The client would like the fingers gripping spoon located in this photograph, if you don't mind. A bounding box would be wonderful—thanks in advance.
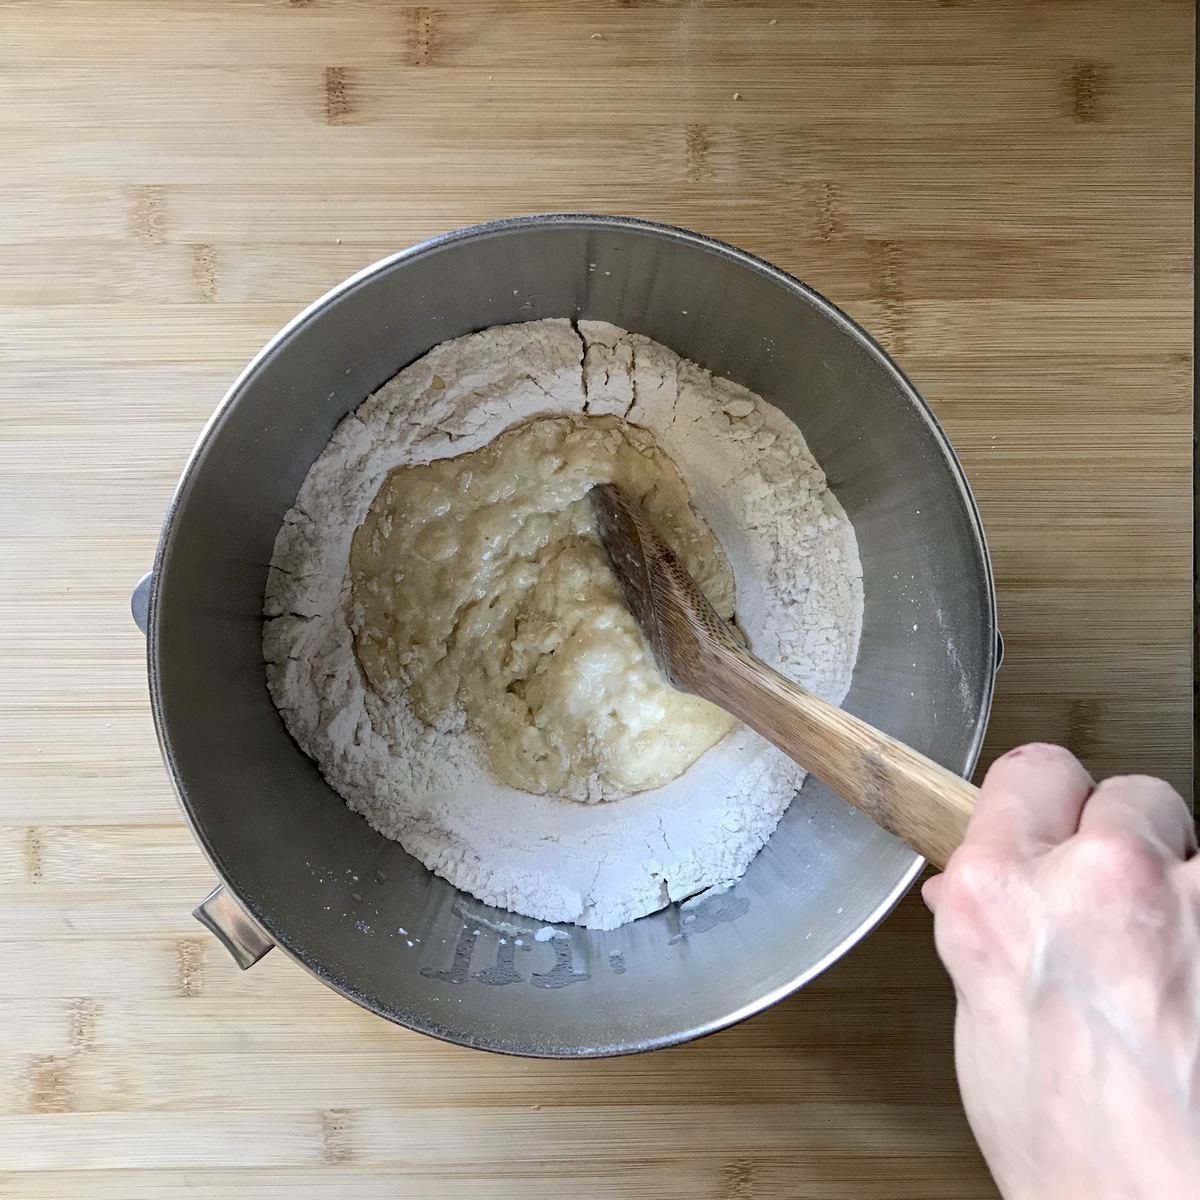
[589,482,978,870]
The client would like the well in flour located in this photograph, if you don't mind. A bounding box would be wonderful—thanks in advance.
[264,319,863,930]
[350,414,737,802]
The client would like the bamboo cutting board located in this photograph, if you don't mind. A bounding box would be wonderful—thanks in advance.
[0,1,1192,1196]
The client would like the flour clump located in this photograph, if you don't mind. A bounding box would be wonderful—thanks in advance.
[264,319,863,929]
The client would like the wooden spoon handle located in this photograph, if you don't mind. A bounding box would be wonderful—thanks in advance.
[587,481,976,868]
[695,649,977,870]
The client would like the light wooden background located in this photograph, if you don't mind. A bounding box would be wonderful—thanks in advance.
[0,1,1192,1196]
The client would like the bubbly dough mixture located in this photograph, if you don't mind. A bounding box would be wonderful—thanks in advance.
[265,319,864,929]
[350,416,736,801]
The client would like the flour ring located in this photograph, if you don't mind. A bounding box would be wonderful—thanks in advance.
[264,319,863,929]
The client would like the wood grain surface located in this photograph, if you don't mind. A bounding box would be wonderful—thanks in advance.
[0,0,1192,1196]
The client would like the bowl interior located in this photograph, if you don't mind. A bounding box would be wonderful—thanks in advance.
[151,217,995,1055]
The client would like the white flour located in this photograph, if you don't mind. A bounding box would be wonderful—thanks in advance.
[264,319,863,929]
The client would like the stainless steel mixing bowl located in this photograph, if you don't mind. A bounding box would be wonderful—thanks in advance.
[133,215,997,1056]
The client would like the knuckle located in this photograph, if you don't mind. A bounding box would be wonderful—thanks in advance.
[1061,827,1164,893]
[996,742,1081,773]
[983,742,1090,793]
[1103,774,1187,812]
[940,843,1017,910]
[935,845,1022,970]
[1020,742,1082,769]
[1108,773,1174,791]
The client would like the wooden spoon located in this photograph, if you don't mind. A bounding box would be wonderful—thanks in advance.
[590,482,977,869]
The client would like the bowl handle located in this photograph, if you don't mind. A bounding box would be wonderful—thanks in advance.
[131,571,153,634]
[194,885,275,970]
[130,575,276,969]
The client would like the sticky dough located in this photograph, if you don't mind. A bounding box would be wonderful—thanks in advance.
[349,414,736,802]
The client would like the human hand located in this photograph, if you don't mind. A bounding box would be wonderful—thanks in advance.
[924,743,1200,1199]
